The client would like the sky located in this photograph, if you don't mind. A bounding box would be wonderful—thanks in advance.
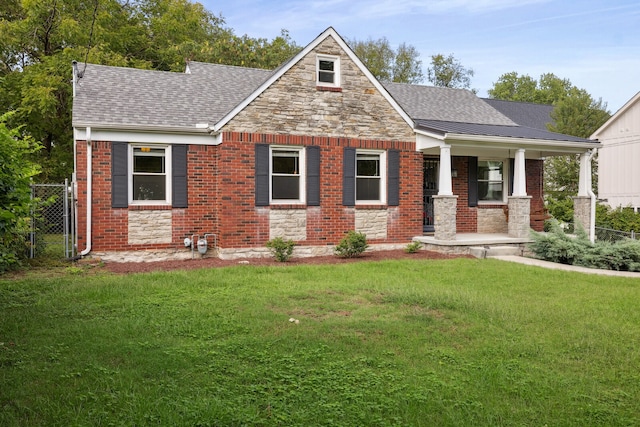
[200,0,640,113]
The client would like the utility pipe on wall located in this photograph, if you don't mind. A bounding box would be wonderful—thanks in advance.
[80,127,92,256]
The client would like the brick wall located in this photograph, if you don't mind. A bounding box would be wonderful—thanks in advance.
[451,156,545,233]
[75,134,423,255]
[217,132,422,249]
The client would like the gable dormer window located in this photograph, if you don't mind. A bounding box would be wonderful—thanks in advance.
[316,54,340,88]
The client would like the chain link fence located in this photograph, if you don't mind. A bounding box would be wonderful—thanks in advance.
[559,222,639,243]
[30,181,75,259]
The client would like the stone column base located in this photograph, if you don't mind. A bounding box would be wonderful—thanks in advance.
[507,196,532,238]
[433,195,458,241]
[573,196,592,233]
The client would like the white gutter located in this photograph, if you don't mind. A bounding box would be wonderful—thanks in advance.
[80,127,92,256]
[588,148,597,243]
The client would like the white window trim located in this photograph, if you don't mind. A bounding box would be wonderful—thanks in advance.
[269,145,306,205]
[316,54,341,88]
[128,144,172,206]
[477,158,508,205]
[356,150,386,205]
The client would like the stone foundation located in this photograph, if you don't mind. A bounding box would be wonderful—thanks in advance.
[507,196,531,238]
[433,195,458,241]
[269,209,307,240]
[128,210,172,245]
[355,209,388,239]
[573,196,592,233]
[477,208,508,233]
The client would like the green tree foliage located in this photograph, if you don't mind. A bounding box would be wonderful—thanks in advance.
[0,0,299,183]
[0,112,42,272]
[426,53,475,91]
[488,72,610,222]
[349,37,424,84]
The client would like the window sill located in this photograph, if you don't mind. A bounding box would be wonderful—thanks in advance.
[129,204,173,210]
[269,204,307,209]
[316,86,342,92]
[355,204,387,210]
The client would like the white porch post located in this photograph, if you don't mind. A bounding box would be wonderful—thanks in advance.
[512,148,527,196]
[433,144,457,240]
[574,151,596,242]
[507,148,531,238]
[438,144,453,196]
[578,151,592,197]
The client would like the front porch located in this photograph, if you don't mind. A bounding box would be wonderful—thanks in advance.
[413,233,533,257]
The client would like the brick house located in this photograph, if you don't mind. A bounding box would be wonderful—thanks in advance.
[72,27,600,261]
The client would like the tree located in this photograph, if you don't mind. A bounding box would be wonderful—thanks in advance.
[0,0,299,183]
[0,112,42,272]
[349,37,424,84]
[488,72,610,221]
[426,54,475,91]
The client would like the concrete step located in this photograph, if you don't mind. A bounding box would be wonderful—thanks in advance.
[469,245,522,259]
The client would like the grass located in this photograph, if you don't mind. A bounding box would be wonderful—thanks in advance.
[1,258,639,426]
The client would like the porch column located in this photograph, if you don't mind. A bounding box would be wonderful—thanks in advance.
[507,148,531,238]
[573,151,595,241]
[433,144,457,240]
[438,145,453,196]
[512,148,527,197]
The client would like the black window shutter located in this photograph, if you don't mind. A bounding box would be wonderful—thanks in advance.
[172,144,188,208]
[306,146,320,206]
[255,144,269,206]
[112,142,128,208]
[509,158,515,196]
[342,147,356,206]
[468,156,478,207]
[387,149,400,206]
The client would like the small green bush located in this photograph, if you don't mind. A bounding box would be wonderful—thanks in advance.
[405,241,422,254]
[334,230,368,258]
[266,237,296,262]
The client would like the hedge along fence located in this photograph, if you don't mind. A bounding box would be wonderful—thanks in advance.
[530,221,640,272]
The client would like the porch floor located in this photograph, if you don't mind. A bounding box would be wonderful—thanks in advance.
[414,233,532,247]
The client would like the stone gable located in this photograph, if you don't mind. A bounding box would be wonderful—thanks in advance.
[224,36,414,141]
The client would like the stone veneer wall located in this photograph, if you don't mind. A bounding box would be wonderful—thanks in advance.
[355,209,388,239]
[224,36,414,141]
[269,209,307,240]
[128,210,172,244]
[477,208,508,233]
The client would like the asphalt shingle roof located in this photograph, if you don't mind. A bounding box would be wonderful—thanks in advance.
[415,119,589,142]
[482,98,555,130]
[72,61,594,144]
[72,62,270,129]
[383,82,516,126]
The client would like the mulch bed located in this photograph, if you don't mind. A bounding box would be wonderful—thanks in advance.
[101,249,471,274]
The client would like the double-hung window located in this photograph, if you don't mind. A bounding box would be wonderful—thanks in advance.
[316,54,340,88]
[356,151,386,204]
[477,160,505,203]
[271,147,305,203]
[129,145,172,205]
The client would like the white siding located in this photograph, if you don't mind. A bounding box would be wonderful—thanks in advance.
[596,96,640,209]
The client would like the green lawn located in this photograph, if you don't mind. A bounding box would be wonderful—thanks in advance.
[1,258,639,426]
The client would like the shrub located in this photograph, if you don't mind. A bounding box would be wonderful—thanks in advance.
[0,112,42,273]
[335,230,368,258]
[529,221,591,265]
[529,220,640,271]
[405,241,423,254]
[266,237,296,262]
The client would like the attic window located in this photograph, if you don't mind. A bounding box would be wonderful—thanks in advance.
[316,54,340,88]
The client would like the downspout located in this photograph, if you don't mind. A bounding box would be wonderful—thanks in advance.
[80,127,92,256]
[587,149,597,243]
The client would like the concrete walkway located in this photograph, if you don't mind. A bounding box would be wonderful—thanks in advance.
[492,255,640,278]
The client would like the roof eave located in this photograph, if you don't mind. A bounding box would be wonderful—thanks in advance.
[73,122,217,135]
[444,132,601,152]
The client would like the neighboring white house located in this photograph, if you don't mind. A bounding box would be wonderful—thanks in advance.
[591,92,640,211]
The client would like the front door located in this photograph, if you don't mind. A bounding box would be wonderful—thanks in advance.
[423,157,439,233]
